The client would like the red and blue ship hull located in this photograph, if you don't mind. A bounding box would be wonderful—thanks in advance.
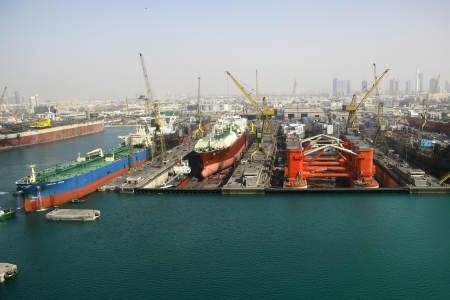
[17,148,151,212]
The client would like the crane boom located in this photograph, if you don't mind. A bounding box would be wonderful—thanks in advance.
[373,63,380,97]
[0,86,7,104]
[354,69,389,112]
[225,71,261,113]
[346,68,389,134]
[139,53,152,114]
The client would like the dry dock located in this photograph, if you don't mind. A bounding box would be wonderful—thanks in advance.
[99,138,196,193]
[222,135,276,194]
[97,120,449,195]
[46,209,100,222]
[0,263,18,283]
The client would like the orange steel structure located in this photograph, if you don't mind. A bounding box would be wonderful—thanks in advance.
[284,134,379,189]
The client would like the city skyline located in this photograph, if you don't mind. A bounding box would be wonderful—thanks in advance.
[1,0,449,100]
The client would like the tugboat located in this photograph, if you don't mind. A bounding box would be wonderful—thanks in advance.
[0,209,16,221]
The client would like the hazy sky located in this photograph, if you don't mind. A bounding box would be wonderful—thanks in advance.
[1,0,449,100]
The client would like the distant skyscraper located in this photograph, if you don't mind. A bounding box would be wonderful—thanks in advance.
[389,78,399,96]
[405,80,411,95]
[14,91,20,104]
[332,78,339,97]
[446,80,449,93]
[345,80,351,96]
[416,69,424,92]
[429,77,440,93]
[362,80,368,93]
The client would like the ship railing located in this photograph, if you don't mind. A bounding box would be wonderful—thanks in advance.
[38,143,127,181]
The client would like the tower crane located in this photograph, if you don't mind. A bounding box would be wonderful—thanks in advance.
[139,53,166,162]
[373,63,380,97]
[139,53,151,115]
[193,77,204,138]
[292,79,297,96]
[0,86,7,104]
[345,69,389,135]
[225,70,274,160]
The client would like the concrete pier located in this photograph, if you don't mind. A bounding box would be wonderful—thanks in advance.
[222,121,279,194]
[46,209,100,222]
[99,138,196,193]
[0,263,18,283]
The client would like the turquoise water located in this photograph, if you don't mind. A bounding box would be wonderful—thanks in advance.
[1,128,450,299]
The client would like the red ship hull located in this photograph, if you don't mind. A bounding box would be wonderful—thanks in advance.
[188,131,249,179]
[0,121,104,151]
[407,117,450,135]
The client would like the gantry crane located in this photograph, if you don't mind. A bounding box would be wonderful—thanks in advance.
[139,53,166,162]
[345,69,389,135]
[225,70,275,160]
[193,77,204,138]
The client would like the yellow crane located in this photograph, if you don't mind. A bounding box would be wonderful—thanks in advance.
[139,53,151,115]
[345,68,389,135]
[139,53,166,162]
[193,77,204,138]
[225,70,274,159]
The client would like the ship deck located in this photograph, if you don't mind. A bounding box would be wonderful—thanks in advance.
[18,145,145,183]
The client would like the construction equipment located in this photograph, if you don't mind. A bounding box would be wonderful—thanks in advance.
[30,118,51,128]
[193,77,204,138]
[373,102,388,153]
[139,53,166,162]
[292,79,297,96]
[225,70,274,160]
[440,171,450,185]
[139,53,151,115]
[0,86,6,105]
[344,68,389,135]
[373,63,380,97]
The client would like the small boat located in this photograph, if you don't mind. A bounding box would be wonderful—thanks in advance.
[0,209,16,221]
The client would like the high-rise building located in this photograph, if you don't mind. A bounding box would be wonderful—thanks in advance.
[429,77,440,93]
[332,78,339,97]
[14,91,20,104]
[446,80,449,93]
[405,80,411,95]
[345,80,351,96]
[389,78,399,96]
[362,80,368,93]
[416,69,424,92]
